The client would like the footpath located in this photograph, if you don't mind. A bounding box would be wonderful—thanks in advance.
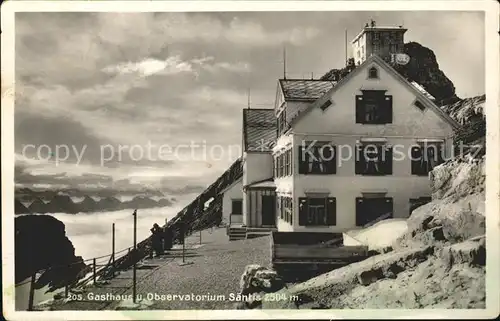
[38,227,271,310]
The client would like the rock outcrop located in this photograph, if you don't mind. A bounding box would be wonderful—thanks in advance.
[258,156,485,309]
[443,95,486,149]
[15,215,88,290]
[392,42,459,105]
[236,265,286,309]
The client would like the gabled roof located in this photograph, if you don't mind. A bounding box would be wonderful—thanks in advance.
[243,177,275,190]
[243,109,277,152]
[279,79,336,101]
[289,54,461,130]
[219,176,243,194]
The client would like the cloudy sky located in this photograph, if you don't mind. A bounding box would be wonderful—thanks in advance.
[14,11,485,193]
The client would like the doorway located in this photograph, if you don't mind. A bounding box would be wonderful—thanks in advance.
[261,195,276,226]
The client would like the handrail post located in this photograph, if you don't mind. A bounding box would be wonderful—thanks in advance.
[65,284,69,298]
[27,273,36,311]
[132,210,137,303]
[182,225,186,263]
[93,258,96,284]
[112,223,115,277]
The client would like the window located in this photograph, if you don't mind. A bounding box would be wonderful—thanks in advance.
[273,157,277,178]
[373,42,380,53]
[298,197,336,226]
[285,149,292,175]
[277,110,287,136]
[278,196,293,223]
[411,143,444,176]
[356,197,393,226]
[231,199,243,215]
[320,99,332,111]
[278,154,284,177]
[298,141,336,175]
[275,149,293,178]
[373,32,380,40]
[389,44,398,53]
[355,143,393,176]
[368,67,379,79]
[414,100,426,111]
[409,197,432,215]
[279,197,283,219]
[355,90,393,124]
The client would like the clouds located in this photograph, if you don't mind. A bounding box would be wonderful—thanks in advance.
[102,57,195,77]
[102,55,252,79]
[14,11,484,194]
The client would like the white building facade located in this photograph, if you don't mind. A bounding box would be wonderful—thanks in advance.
[272,54,459,233]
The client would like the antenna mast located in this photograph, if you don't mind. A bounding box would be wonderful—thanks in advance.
[283,45,287,79]
[345,29,348,66]
[247,87,251,109]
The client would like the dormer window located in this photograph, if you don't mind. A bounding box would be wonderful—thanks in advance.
[368,67,379,79]
[414,100,426,111]
[320,99,332,111]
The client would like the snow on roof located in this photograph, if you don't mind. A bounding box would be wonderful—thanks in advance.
[246,180,276,189]
[411,81,435,100]
[204,197,214,209]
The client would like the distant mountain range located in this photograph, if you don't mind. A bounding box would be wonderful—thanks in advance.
[14,188,175,215]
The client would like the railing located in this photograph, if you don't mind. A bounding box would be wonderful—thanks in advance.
[16,205,221,311]
[15,242,136,311]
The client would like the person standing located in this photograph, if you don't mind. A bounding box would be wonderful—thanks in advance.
[150,223,163,257]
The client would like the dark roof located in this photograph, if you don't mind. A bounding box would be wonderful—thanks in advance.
[243,109,277,152]
[279,79,336,101]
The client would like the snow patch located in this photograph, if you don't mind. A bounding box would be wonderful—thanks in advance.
[344,219,408,250]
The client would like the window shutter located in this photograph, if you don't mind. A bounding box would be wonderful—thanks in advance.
[355,198,364,226]
[273,157,276,178]
[298,146,308,174]
[279,197,283,219]
[411,146,423,175]
[322,144,336,174]
[355,145,365,174]
[384,146,393,175]
[384,95,393,123]
[355,95,364,123]
[298,198,308,226]
[278,154,283,177]
[326,198,336,225]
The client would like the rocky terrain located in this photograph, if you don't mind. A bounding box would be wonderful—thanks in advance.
[233,154,485,309]
[15,215,89,290]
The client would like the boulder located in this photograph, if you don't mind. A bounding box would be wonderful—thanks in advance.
[441,236,486,268]
[238,265,286,309]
